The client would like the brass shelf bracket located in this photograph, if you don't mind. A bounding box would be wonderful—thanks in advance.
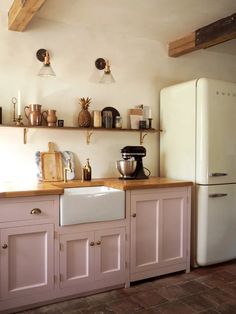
[86,129,94,144]
[140,131,148,144]
[23,127,28,144]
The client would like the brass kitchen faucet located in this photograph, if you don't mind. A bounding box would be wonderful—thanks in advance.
[63,159,72,183]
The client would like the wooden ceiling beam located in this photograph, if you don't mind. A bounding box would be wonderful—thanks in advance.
[168,12,236,57]
[8,0,47,32]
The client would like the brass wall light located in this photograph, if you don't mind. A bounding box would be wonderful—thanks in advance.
[36,49,56,77]
[95,58,115,83]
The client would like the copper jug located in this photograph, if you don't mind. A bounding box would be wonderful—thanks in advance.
[24,104,42,126]
[42,109,57,127]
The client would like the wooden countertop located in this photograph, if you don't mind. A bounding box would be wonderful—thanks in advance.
[103,177,192,190]
[0,177,192,198]
[0,181,64,198]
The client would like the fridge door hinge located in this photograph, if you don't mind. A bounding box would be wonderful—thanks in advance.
[59,243,63,251]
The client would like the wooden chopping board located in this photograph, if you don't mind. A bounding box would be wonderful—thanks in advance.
[40,142,63,181]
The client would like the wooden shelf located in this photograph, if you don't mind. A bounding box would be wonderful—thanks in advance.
[0,125,158,131]
[0,125,161,145]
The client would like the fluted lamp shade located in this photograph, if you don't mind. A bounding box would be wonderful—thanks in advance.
[95,58,115,84]
[36,49,56,77]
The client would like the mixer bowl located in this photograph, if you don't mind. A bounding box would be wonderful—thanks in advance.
[116,160,137,178]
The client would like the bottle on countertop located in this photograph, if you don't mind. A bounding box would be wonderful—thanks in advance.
[82,158,92,181]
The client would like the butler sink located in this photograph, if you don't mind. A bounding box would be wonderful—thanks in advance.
[60,186,125,226]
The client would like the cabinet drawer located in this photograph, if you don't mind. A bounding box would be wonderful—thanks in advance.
[0,195,59,223]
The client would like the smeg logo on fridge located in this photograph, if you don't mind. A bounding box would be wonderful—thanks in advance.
[216,90,236,97]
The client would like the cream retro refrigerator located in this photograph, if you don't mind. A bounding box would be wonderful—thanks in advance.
[160,78,236,266]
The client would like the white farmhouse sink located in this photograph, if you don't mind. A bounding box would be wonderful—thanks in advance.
[60,186,125,226]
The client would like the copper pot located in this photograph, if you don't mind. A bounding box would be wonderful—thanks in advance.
[24,104,42,126]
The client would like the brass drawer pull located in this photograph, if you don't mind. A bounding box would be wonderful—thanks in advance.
[30,208,42,215]
[132,213,136,218]
[2,244,8,249]
[90,242,95,246]
[96,240,101,245]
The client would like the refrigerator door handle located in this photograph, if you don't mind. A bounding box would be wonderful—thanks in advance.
[209,193,228,198]
[209,172,228,177]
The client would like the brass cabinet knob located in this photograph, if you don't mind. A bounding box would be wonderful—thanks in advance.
[30,208,42,215]
[96,240,101,245]
[2,244,8,249]
[132,213,136,218]
[90,242,95,246]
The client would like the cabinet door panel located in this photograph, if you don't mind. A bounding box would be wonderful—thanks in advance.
[130,188,189,280]
[59,232,94,289]
[160,197,185,263]
[1,224,54,300]
[95,228,125,282]
[131,197,160,273]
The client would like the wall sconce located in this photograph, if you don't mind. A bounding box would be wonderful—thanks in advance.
[95,58,115,83]
[36,49,56,77]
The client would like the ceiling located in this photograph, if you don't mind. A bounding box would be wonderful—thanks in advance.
[1,0,236,55]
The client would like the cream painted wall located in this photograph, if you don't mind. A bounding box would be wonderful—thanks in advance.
[0,11,235,182]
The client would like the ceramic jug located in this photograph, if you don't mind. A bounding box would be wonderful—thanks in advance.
[42,109,57,127]
[24,104,42,126]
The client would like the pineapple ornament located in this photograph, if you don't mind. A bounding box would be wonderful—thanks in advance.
[78,97,92,127]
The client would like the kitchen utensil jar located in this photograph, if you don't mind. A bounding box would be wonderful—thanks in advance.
[24,104,42,126]
[115,116,122,128]
[103,111,113,128]
[93,110,102,127]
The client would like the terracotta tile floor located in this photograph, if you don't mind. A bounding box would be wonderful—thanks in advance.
[17,259,236,314]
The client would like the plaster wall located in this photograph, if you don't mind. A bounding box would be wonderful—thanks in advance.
[0,12,235,181]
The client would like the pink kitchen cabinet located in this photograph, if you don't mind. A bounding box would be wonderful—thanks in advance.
[0,223,54,300]
[59,231,94,289]
[0,185,191,313]
[0,195,59,312]
[128,187,191,282]
[94,227,125,282]
[59,227,126,291]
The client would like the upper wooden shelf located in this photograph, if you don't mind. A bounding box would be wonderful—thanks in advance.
[0,124,161,145]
